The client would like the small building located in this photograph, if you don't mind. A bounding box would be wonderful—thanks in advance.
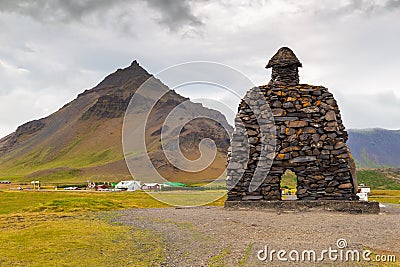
[115,181,141,191]
[31,180,40,190]
[141,183,161,190]
[87,182,96,189]
[357,185,371,201]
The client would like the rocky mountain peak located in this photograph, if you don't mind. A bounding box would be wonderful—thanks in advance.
[95,60,151,89]
[0,61,232,184]
[129,60,140,68]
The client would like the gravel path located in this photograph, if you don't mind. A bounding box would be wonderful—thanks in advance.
[116,205,400,266]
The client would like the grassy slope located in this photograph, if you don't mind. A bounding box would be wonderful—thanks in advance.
[357,169,400,190]
[348,128,400,168]
[0,114,228,185]
[0,119,125,181]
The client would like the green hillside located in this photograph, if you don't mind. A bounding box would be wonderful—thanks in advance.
[348,128,400,168]
[357,169,400,190]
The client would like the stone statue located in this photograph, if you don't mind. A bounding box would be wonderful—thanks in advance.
[226,47,359,201]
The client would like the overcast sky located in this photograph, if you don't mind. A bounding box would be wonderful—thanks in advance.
[0,0,399,138]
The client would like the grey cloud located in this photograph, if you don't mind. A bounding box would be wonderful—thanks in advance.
[385,0,400,9]
[293,0,400,18]
[334,0,400,15]
[0,0,203,31]
[0,0,399,136]
[336,91,400,129]
[144,0,203,30]
[1,0,398,28]
[0,0,125,22]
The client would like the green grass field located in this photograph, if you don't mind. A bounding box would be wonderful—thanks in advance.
[0,190,225,266]
[0,191,168,214]
[369,190,400,204]
[0,187,398,266]
[0,213,164,266]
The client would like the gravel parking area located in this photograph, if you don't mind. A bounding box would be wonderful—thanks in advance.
[116,205,400,266]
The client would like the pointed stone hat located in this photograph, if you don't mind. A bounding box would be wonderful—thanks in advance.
[266,47,302,68]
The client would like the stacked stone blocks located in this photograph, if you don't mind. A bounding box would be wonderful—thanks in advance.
[226,47,358,201]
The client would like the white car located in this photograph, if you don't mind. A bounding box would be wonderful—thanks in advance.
[64,187,78,190]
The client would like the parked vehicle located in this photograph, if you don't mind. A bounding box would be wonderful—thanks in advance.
[64,187,79,190]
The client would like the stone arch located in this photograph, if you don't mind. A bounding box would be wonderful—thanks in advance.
[280,168,297,188]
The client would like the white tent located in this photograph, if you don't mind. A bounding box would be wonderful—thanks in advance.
[115,181,141,191]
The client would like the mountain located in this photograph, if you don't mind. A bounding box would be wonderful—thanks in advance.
[347,128,400,168]
[0,61,232,184]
